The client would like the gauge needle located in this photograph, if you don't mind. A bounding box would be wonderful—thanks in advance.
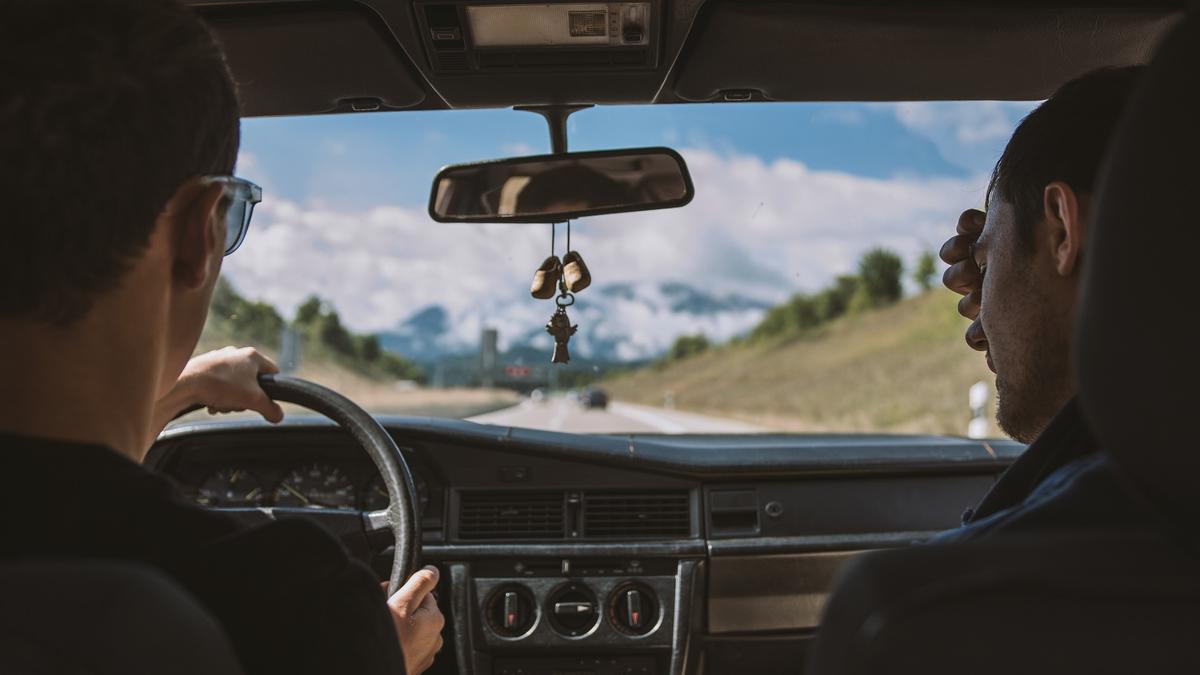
[282,483,311,505]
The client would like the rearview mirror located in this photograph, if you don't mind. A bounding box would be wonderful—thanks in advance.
[428,147,694,223]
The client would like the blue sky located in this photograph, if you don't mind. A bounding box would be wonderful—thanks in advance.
[239,101,1029,209]
[226,100,1037,352]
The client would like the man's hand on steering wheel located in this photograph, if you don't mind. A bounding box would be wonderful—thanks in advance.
[385,566,446,675]
[153,346,284,433]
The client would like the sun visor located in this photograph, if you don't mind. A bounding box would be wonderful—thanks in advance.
[672,3,1181,102]
[204,6,427,117]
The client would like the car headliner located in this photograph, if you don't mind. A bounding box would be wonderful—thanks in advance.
[189,1,1182,118]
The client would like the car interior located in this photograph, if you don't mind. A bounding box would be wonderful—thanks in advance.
[4,1,1196,674]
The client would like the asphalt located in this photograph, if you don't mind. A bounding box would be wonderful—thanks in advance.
[467,396,761,434]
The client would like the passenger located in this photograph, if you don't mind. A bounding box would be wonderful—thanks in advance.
[935,66,1153,541]
[0,1,443,674]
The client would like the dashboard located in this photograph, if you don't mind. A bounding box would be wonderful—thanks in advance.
[150,416,1021,675]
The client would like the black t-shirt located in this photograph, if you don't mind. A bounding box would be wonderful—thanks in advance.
[0,432,405,675]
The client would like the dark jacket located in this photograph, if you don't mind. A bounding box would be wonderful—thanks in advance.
[0,433,406,675]
[933,397,1152,543]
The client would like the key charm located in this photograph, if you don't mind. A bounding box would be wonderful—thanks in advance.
[546,306,577,364]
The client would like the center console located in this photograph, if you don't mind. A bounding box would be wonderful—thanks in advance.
[447,556,702,675]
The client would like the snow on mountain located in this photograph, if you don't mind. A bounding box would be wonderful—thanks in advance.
[379,281,774,364]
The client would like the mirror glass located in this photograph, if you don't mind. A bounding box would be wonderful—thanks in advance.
[429,148,693,222]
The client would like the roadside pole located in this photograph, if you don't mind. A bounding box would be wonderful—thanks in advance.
[967,380,990,439]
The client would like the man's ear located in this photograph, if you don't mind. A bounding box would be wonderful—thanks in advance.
[164,179,225,290]
[1042,181,1088,277]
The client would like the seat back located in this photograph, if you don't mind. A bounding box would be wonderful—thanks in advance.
[0,561,244,675]
[807,533,1200,675]
[1074,10,1200,539]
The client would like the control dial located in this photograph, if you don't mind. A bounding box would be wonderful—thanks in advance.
[546,582,599,638]
[609,582,659,636]
[485,585,536,638]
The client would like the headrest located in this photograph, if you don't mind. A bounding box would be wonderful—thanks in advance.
[1076,15,1200,531]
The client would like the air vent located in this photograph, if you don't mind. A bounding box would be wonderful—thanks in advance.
[459,491,565,540]
[435,52,468,71]
[583,491,691,538]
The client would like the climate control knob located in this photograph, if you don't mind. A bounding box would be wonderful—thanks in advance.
[609,582,659,636]
[546,582,599,637]
[485,585,536,638]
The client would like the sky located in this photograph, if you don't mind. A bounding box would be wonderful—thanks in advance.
[222,100,1038,346]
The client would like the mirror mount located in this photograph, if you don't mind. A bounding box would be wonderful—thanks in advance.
[514,104,594,154]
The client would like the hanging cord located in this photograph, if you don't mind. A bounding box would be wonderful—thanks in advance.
[550,222,557,257]
[566,220,572,253]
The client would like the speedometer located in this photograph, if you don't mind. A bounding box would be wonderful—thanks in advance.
[362,474,430,514]
[195,467,264,507]
[272,463,357,510]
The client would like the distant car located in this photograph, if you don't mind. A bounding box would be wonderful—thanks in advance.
[578,388,609,409]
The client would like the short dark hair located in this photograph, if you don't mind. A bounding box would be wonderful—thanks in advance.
[1,0,240,325]
[987,66,1143,249]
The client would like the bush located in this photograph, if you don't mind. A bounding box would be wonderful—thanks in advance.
[913,250,937,291]
[209,278,284,349]
[668,334,710,361]
[855,248,904,309]
[747,248,905,343]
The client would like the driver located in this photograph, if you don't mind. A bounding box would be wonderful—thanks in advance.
[0,1,443,674]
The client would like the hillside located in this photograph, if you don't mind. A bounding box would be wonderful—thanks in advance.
[606,289,1000,436]
[192,284,518,419]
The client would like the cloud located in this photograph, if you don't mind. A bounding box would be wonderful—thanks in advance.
[892,101,1038,173]
[221,149,985,351]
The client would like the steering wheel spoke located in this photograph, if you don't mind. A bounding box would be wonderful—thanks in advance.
[255,374,420,595]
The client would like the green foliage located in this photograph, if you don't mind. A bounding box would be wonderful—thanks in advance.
[295,295,323,326]
[357,334,382,362]
[813,275,860,322]
[207,281,424,383]
[209,278,285,350]
[667,334,710,361]
[316,311,356,357]
[748,249,907,343]
[855,248,904,309]
[913,250,937,291]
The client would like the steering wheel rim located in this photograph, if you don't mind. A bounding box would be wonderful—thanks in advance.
[255,374,419,595]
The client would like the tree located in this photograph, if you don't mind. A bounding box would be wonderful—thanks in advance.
[814,275,859,322]
[913,250,937,291]
[668,334,710,361]
[854,248,904,309]
[295,296,323,326]
[357,334,382,362]
[317,311,355,356]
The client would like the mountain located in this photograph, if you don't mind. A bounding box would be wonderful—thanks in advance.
[378,305,454,363]
[605,289,1000,436]
[378,281,776,365]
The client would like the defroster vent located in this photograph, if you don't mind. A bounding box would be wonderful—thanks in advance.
[583,491,691,538]
[458,491,565,540]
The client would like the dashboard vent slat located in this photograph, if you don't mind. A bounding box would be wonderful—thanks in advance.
[583,491,691,538]
[458,491,565,540]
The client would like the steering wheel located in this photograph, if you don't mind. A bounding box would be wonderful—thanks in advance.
[253,374,420,595]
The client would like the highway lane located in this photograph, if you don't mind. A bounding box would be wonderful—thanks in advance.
[468,396,762,434]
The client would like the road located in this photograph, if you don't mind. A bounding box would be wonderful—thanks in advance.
[468,396,761,434]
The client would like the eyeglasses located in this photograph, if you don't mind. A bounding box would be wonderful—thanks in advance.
[202,176,262,256]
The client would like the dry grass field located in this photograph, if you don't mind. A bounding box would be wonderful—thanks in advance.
[606,290,1000,437]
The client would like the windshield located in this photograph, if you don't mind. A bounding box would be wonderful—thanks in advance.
[194,101,1036,436]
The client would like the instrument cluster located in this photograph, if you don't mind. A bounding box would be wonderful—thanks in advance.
[190,461,429,514]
